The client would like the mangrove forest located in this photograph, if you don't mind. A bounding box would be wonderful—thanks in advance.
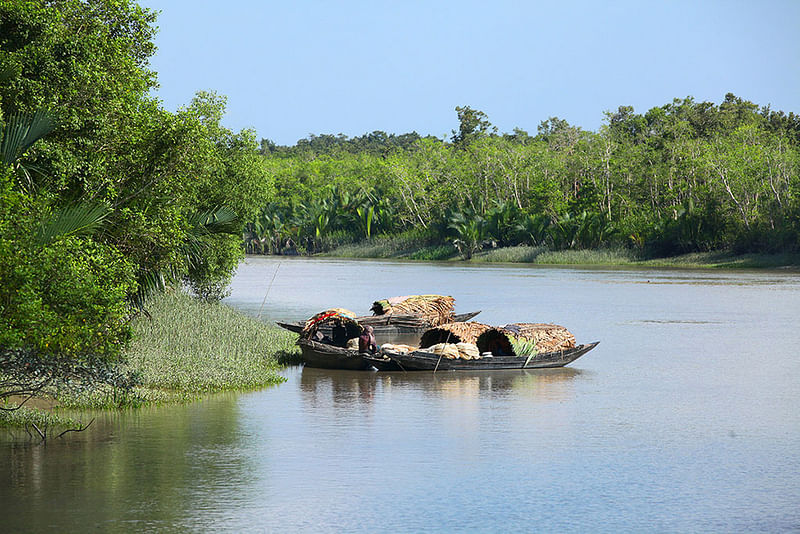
[1,0,799,423]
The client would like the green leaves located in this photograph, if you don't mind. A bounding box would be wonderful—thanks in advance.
[356,205,375,239]
[0,110,56,193]
[0,110,55,167]
[34,202,112,246]
[448,210,487,260]
[182,206,241,269]
[452,106,497,147]
[187,206,240,238]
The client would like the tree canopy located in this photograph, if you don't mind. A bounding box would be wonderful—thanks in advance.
[1,0,272,361]
[250,96,799,259]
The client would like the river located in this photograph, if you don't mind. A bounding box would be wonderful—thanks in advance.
[2,256,799,532]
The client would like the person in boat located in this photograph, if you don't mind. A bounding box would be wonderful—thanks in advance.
[358,325,378,354]
[331,319,349,347]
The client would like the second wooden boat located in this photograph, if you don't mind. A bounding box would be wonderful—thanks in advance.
[377,342,599,371]
[277,310,481,337]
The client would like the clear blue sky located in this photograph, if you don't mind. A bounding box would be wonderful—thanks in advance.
[139,0,800,146]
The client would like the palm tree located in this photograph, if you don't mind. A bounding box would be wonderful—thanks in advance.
[1,110,56,193]
[448,210,487,260]
[515,213,551,246]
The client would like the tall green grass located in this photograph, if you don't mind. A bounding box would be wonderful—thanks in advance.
[0,403,81,430]
[532,248,637,265]
[640,251,800,269]
[321,230,461,260]
[471,246,637,265]
[471,246,547,263]
[125,292,296,392]
[323,234,422,258]
[56,291,298,409]
[406,245,458,261]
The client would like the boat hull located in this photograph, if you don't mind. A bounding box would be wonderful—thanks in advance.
[298,339,372,370]
[380,342,599,371]
[363,354,403,371]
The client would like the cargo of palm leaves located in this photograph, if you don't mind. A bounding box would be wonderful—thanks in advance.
[276,295,481,338]
[369,321,599,371]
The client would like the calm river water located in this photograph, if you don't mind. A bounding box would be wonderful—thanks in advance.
[2,256,800,532]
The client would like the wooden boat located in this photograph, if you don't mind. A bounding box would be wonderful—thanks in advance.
[363,354,402,371]
[277,311,481,336]
[297,339,373,370]
[376,342,599,371]
[295,308,374,369]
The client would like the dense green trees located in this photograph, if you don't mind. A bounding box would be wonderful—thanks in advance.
[1,0,271,365]
[253,97,799,258]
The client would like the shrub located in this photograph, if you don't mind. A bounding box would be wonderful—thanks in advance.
[0,235,136,359]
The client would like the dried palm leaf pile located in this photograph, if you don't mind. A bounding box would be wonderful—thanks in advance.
[418,322,492,348]
[476,323,575,356]
[431,342,480,359]
[400,322,490,360]
[380,343,418,354]
[370,295,456,327]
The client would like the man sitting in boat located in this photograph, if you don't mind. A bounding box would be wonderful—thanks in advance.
[358,325,378,354]
[331,319,349,347]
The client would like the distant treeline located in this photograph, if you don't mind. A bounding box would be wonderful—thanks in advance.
[248,97,800,259]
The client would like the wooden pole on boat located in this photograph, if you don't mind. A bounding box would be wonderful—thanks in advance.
[257,262,281,320]
[433,330,453,373]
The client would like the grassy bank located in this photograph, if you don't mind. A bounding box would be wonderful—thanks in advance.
[321,234,457,261]
[322,239,800,269]
[67,291,298,408]
[1,292,298,430]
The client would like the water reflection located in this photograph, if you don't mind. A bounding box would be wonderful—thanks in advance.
[299,365,582,405]
[1,395,254,533]
[299,366,379,409]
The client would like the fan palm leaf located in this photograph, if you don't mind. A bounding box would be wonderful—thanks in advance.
[0,109,56,193]
[34,202,112,246]
[182,206,240,268]
[1,110,55,166]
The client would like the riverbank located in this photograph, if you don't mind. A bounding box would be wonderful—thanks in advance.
[321,238,800,269]
[1,292,298,431]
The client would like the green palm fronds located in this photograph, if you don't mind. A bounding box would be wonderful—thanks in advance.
[510,337,538,357]
[129,270,169,311]
[0,109,56,193]
[34,202,112,246]
[127,206,240,309]
[0,110,55,166]
[182,206,240,268]
[187,206,240,237]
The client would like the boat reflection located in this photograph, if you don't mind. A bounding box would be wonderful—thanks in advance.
[299,365,582,406]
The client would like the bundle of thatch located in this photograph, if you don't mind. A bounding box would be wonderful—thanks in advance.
[419,322,492,348]
[476,323,576,355]
[424,342,481,360]
[370,295,456,326]
[380,343,418,354]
